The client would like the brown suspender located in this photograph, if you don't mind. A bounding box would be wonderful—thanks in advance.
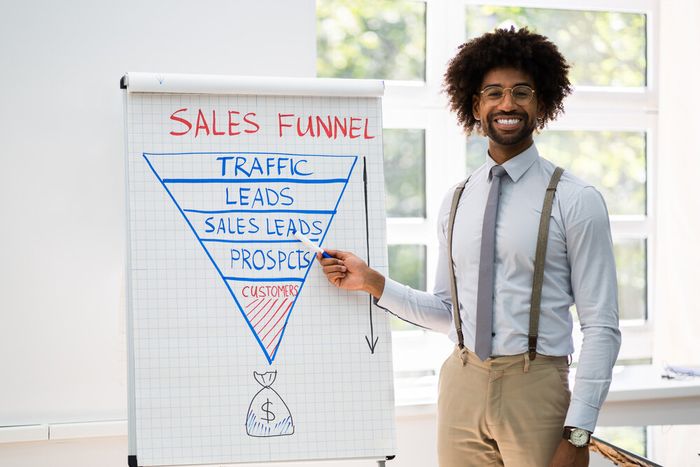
[447,177,469,349]
[447,167,564,360]
[528,167,564,359]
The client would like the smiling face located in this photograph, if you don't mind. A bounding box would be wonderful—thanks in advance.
[472,67,543,163]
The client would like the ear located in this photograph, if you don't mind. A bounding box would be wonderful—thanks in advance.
[536,100,545,120]
[472,94,481,121]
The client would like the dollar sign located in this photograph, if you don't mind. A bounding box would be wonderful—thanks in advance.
[261,398,275,423]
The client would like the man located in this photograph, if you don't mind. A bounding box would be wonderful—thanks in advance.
[319,27,620,467]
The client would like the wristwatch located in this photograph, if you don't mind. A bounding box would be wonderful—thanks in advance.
[563,426,591,447]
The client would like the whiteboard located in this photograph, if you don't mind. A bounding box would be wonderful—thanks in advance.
[123,73,395,466]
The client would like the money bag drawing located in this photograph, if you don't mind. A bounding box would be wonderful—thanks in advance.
[246,371,295,437]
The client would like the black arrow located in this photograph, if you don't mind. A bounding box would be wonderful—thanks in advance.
[365,317,379,353]
[362,157,379,354]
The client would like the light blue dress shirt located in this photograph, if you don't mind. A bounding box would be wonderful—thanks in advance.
[377,143,621,431]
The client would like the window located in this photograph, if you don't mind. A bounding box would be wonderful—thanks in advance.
[318,0,656,391]
[463,4,654,339]
[465,6,647,87]
[384,129,427,218]
[388,244,428,331]
[467,131,647,216]
[317,0,432,337]
[596,426,648,458]
[317,0,426,81]
[468,130,649,321]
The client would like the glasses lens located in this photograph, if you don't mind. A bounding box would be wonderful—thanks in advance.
[512,86,534,104]
[483,87,504,100]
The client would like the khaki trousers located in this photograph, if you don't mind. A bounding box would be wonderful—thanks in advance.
[437,346,571,467]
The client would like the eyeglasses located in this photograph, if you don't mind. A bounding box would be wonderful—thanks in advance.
[479,85,536,105]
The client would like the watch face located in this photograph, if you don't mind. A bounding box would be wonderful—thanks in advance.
[570,429,589,447]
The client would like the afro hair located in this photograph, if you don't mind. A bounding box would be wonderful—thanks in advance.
[443,26,572,134]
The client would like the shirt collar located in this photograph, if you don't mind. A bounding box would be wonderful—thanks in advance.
[486,143,539,183]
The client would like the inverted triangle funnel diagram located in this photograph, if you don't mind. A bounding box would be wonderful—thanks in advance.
[142,152,358,364]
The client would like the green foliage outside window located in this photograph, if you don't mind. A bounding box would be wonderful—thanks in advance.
[613,239,647,321]
[465,6,647,87]
[538,131,647,216]
[317,0,426,80]
[388,244,427,330]
[388,244,426,291]
[383,129,426,218]
[466,131,647,216]
[595,426,647,457]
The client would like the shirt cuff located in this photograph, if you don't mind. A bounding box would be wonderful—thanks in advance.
[564,398,600,432]
[375,277,407,313]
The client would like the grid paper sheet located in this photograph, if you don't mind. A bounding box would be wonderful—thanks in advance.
[125,86,395,466]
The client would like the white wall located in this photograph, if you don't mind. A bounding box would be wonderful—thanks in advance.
[0,0,315,426]
[655,0,700,368]
[649,1,700,463]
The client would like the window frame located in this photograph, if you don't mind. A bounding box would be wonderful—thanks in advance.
[381,0,658,372]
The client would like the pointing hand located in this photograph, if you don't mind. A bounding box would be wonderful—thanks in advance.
[317,249,385,298]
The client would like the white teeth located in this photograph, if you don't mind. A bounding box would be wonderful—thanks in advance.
[496,118,520,125]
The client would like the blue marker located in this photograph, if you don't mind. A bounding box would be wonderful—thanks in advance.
[292,228,332,258]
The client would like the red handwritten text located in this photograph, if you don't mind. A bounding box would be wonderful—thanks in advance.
[278,114,375,139]
[169,108,260,137]
[168,108,376,140]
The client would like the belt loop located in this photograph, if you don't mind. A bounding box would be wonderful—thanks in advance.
[523,353,530,373]
[567,354,573,367]
[459,346,469,366]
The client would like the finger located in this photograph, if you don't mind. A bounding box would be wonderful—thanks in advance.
[322,248,347,259]
[327,273,346,286]
[322,264,347,275]
[326,272,346,282]
[318,256,344,267]
[317,253,334,264]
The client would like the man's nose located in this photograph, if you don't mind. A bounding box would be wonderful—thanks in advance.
[497,91,517,110]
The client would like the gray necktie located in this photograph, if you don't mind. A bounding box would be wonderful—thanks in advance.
[474,165,507,361]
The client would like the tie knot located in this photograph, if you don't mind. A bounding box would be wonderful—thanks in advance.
[491,165,507,178]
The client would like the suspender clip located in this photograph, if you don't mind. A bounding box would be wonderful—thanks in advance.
[528,335,538,361]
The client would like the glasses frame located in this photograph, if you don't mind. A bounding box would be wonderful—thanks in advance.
[479,85,536,105]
